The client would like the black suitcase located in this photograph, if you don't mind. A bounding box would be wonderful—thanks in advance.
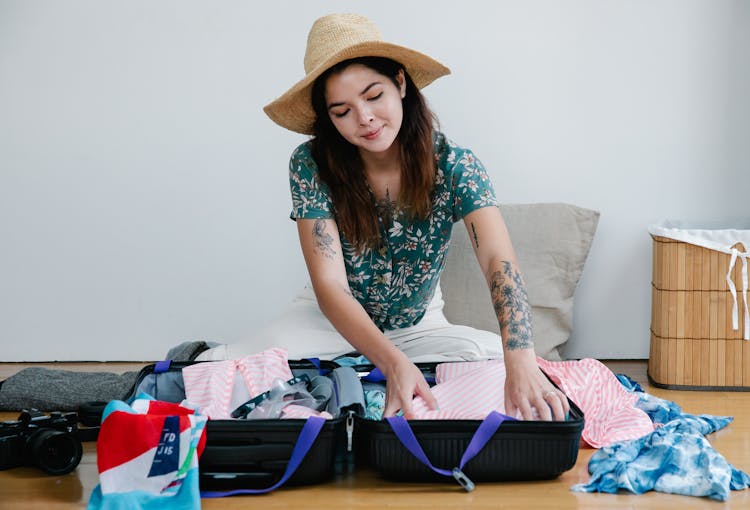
[122,358,351,494]
[351,362,585,488]
[89,358,584,493]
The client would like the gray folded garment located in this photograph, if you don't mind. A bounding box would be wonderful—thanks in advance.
[0,367,138,411]
[164,340,213,362]
[0,340,213,411]
[308,375,334,411]
[325,366,365,418]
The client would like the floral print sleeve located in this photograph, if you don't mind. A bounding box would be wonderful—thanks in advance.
[288,142,334,220]
[443,142,498,222]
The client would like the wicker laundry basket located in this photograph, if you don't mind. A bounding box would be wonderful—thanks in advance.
[648,225,750,390]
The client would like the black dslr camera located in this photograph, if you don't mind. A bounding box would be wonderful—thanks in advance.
[0,409,83,475]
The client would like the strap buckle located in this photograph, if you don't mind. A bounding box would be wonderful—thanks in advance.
[452,467,475,492]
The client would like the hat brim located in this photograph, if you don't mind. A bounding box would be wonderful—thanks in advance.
[263,41,450,135]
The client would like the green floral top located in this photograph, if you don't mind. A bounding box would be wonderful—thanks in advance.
[289,132,498,331]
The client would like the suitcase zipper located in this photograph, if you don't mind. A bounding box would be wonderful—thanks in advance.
[346,411,355,452]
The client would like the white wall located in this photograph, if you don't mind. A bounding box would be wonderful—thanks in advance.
[1,0,748,361]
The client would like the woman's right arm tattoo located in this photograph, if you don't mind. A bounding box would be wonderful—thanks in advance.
[312,219,336,259]
[490,261,534,351]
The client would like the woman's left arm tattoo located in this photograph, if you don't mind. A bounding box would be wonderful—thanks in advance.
[470,222,480,249]
[489,261,533,351]
[312,219,336,259]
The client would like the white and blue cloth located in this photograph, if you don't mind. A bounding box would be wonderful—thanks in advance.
[572,375,750,501]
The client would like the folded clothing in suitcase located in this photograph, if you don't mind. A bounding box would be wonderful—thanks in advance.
[352,361,585,487]
[114,357,356,494]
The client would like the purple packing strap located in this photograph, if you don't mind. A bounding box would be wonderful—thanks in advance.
[200,415,326,497]
[361,367,386,383]
[304,357,330,376]
[385,411,514,491]
[153,360,172,374]
[362,367,436,385]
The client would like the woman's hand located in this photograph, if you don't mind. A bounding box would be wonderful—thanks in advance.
[504,349,569,421]
[382,353,438,419]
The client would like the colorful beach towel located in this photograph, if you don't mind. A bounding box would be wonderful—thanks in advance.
[87,394,207,510]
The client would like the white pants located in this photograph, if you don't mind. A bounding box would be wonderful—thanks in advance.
[197,283,503,363]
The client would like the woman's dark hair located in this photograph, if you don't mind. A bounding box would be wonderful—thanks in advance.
[310,56,437,252]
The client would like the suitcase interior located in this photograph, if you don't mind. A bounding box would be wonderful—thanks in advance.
[351,362,585,483]
[199,359,350,490]
[127,359,350,491]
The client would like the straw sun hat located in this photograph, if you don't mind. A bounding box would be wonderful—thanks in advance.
[263,13,450,135]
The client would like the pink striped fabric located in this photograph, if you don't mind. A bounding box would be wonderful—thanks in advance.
[410,360,509,420]
[536,357,654,448]
[435,359,496,383]
[408,357,654,448]
[281,405,333,420]
[182,348,293,419]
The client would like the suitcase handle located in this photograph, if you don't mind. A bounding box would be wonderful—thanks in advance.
[386,411,513,491]
[199,415,326,497]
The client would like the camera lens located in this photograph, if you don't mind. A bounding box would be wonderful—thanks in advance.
[26,429,83,475]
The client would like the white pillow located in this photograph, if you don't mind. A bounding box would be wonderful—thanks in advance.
[440,203,599,360]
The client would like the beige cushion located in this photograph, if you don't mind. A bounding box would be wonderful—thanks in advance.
[440,203,599,360]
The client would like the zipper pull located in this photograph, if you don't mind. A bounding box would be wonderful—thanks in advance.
[452,467,475,492]
[346,410,355,452]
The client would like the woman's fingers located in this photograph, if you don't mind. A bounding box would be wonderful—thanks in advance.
[382,379,401,417]
[506,381,570,421]
[400,393,414,419]
[383,397,399,418]
[536,394,554,421]
[544,389,569,421]
[381,367,437,418]
[415,380,438,411]
[514,396,535,421]
[530,388,568,421]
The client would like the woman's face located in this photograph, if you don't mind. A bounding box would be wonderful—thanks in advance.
[324,63,406,157]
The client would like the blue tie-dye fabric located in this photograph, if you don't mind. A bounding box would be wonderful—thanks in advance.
[572,374,750,501]
[615,373,644,392]
[615,374,685,425]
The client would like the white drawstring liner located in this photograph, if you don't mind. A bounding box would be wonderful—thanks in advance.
[649,224,750,340]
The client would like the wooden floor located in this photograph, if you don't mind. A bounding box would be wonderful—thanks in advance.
[1,360,749,509]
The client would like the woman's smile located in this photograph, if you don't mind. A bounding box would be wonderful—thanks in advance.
[363,126,383,140]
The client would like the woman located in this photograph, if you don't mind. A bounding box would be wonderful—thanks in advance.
[202,13,568,421]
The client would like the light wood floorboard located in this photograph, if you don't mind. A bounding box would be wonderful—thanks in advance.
[0,360,748,509]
